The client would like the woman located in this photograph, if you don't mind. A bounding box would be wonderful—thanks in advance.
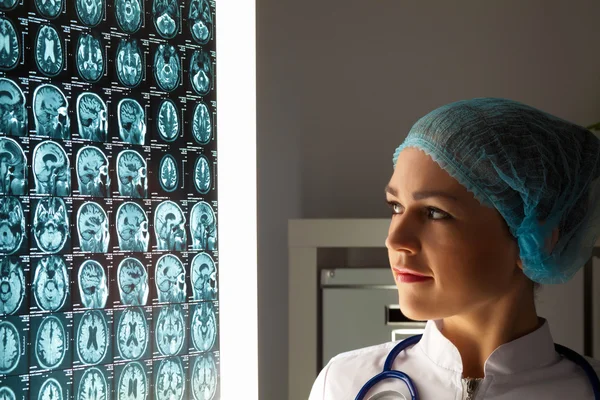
[309,98,600,399]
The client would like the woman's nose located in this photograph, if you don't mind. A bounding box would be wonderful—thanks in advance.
[385,215,421,254]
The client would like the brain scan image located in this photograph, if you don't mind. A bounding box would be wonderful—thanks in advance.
[154,201,186,251]
[33,197,69,254]
[0,387,15,400]
[153,44,180,92]
[192,102,211,144]
[78,260,108,309]
[76,33,104,83]
[117,307,148,360]
[77,367,108,400]
[0,258,25,315]
[32,255,68,312]
[155,357,184,400]
[190,202,217,251]
[33,84,70,139]
[77,93,108,142]
[0,18,19,70]
[0,197,24,255]
[76,310,108,365]
[117,99,146,145]
[191,353,218,400]
[0,320,20,374]
[194,155,211,194]
[0,78,27,136]
[35,25,64,77]
[33,141,70,195]
[76,146,110,197]
[191,253,217,301]
[77,202,110,253]
[191,302,216,352]
[157,99,179,142]
[117,150,147,197]
[0,137,26,195]
[116,39,143,87]
[155,254,186,303]
[116,202,149,252]
[159,154,178,192]
[190,50,211,96]
[35,315,66,369]
[76,0,104,26]
[155,305,185,356]
[115,0,143,33]
[39,379,63,400]
[117,257,148,306]
[188,0,212,45]
[34,0,63,18]
[0,0,17,11]
[153,0,179,38]
[117,362,147,400]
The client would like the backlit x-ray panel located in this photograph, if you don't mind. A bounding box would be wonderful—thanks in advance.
[0,0,220,398]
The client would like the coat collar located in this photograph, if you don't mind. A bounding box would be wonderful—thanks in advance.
[416,317,560,376]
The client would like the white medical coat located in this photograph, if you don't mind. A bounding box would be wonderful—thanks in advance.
[308,318,600,399]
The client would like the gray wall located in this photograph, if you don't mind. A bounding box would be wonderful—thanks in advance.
[257,0,600,398]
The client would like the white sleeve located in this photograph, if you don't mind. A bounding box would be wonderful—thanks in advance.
[308,360,333,400]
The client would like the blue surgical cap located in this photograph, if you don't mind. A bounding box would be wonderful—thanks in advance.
[392,97,600,284]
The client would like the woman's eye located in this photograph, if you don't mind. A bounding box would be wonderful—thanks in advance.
[386,201,402,214]
[427,207,450,220]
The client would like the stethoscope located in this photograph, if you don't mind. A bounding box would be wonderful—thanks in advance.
[355,334,600,400]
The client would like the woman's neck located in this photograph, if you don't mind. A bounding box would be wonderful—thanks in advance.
[440,284,541,379]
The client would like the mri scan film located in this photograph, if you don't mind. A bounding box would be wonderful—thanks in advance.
[116,306,148,360]
[157,99,180,142]
[77,201,110,252]
[32,197,69,253]
[0,18,19,71]
[155,254,186,303]
[33,141,71,195]
[0,137,26,195]
[0,78,27,136]
[76,310,109,365]
[76,93,108,142]
[117,257,149,306]
[154,201,186,251]
[76,146,110,196]
[0,197,25,255]
[76,33,104,83]
[117,150,147,197]
[0,0,219,392]
[190,201,217,251]
[78,259,108,308]
[32,255,69,311]
[76,0,104,26]
[0,257,25,315]
[191,252,217,301]
[33,84,70,139]
[159,154,178,192]
[153,44,180,92]
[117,99,146,145]
[116,202,149,252]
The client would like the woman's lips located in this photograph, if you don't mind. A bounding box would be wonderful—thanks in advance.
[392,267,433,283]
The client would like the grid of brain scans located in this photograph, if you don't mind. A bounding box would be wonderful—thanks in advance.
[0,0,219,398]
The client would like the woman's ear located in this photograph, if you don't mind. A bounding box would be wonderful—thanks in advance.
[517,257,523,271]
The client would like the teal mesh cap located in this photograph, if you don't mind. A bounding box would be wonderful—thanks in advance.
[392,98,600,284]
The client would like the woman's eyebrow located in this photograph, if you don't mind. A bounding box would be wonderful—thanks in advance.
[384,185,459,202]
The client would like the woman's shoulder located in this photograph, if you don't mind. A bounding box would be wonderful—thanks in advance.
[309,341,402,400]
[326,340,400,366]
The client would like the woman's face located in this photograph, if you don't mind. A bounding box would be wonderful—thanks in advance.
[385,147,523,322]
